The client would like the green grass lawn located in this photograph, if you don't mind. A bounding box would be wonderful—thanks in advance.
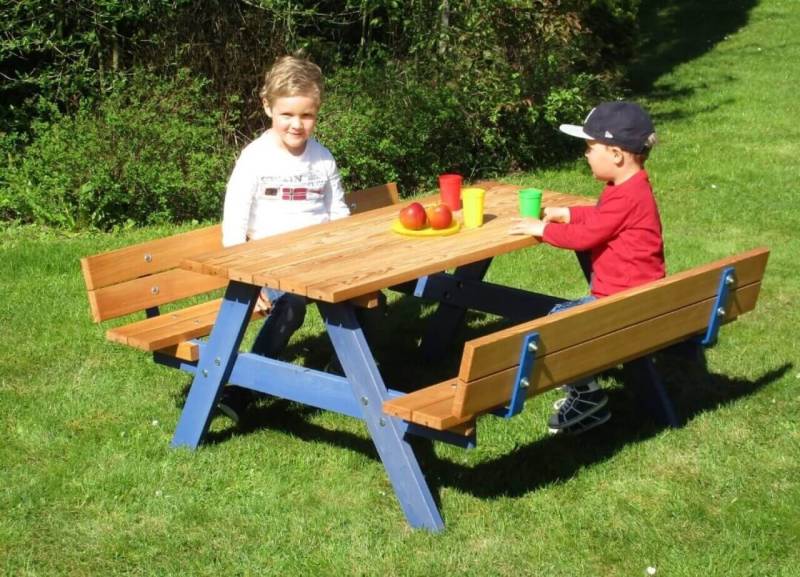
[2,0,798,575]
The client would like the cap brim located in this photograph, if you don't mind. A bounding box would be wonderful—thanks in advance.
[559,124,592,140]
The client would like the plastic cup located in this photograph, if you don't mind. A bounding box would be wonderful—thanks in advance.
[439,173,462,211]
[461,187,486,228]
[518,188,543,218]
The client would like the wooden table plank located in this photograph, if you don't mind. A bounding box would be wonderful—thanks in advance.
[180,183,594,302]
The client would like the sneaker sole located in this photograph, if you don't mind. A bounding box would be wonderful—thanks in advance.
[548,410,611,436]
[216,403,240,425]
[548,394,608,430]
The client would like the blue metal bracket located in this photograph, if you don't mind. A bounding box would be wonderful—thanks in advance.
[493,332,540,419]
[699,266,736,347]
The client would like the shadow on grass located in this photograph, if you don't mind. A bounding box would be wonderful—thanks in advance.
[194,329,790,503]
[627,0,757,95]
[628,0,757,93]
[420,362,791,500]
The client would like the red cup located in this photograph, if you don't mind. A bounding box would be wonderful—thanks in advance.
[439,173,462,211]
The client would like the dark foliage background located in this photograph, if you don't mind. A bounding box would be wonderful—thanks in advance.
[1,0,641,229]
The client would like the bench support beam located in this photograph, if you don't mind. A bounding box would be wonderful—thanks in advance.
[407,274,566,321]
[700,267,736,347]
[419,259,492,362]
[494,332,540,419]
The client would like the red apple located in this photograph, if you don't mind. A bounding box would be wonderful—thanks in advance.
[428,203,453,229]
[399,202,427,230]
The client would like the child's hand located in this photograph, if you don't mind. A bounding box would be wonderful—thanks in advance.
[255,291,272,315]
[509,217,546,237]
[543,206,570,224]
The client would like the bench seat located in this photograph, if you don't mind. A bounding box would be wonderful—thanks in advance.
[106,298,267,361]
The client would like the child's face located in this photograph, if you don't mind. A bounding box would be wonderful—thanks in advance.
[584,140,621,182]
[265,95,319,155]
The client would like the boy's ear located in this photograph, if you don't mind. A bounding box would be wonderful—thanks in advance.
[262,98,272,118]
[610,146,625,165]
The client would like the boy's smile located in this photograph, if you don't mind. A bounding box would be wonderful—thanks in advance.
[265,95,319,155]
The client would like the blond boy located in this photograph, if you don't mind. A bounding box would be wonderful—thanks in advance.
[218,56,350,422]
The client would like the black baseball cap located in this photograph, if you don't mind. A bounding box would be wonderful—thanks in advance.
[559,101,655,154]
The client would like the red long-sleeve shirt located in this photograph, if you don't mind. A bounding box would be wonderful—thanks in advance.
[542,169,665,297]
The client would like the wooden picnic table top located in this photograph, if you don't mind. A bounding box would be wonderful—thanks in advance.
[180,182,594,303]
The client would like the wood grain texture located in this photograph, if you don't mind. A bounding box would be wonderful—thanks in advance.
[181,183,595,302]
[80,225,222,291]
[87,269,229,322]
[459,247,769,381]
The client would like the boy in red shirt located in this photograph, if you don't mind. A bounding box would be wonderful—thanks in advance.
[509,101,665,434]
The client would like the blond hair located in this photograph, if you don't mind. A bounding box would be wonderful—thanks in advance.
[259,55,323,109]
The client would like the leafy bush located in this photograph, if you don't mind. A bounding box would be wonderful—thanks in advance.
[2,1,642,225]
[2,70,233,229]
[317,0,633,195]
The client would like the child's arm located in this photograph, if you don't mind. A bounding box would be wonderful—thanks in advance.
[221,151,257,247]
[324,166,350,220]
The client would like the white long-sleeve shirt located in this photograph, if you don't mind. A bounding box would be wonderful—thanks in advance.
[222,131,350,247]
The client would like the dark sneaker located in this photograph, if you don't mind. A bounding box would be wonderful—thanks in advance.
[216,386,252,425]
[547,386,608,430]
[548,406,611,436]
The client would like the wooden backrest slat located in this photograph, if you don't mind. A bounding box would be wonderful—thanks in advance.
[345,182,399,214]
[453,281,763,417]
[87,269,228,322]
[458,247,769,382]
[82,183,400,324]
[81,224,222,291]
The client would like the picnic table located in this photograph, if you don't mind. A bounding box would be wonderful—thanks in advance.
[82,179,767,531]
[174,181,594,531]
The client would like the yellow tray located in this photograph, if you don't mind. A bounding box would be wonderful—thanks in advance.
[391,219,461,237]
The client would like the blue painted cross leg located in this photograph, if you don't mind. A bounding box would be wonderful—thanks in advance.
[317,301,445,532]
[494,332,540,419]
[699,266,737,347]
[171,280,260,449]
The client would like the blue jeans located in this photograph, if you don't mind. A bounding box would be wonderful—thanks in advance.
[549,295,597,390]
[549,294,596,315]
[251,288,307,358]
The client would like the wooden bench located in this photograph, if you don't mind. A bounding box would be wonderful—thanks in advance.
[383,247,770,430]
[81,183,400,362]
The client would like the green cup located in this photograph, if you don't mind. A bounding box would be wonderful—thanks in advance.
[518,188,543,218]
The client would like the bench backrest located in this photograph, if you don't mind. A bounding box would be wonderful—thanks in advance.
[345,182,399,214]
[81,183,400,323]
[452,247,770,417]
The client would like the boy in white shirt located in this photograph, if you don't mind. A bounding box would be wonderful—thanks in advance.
[218,55,350,422]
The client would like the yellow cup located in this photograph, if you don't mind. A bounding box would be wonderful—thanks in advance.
[461,187,486,228]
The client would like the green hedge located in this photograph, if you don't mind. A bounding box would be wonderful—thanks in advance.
[2,71,233,229]
[1,1,641,229]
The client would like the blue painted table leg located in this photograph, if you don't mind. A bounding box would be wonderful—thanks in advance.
[171,281,260,449]
[420,258,492,362]
[318,301,445,532]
